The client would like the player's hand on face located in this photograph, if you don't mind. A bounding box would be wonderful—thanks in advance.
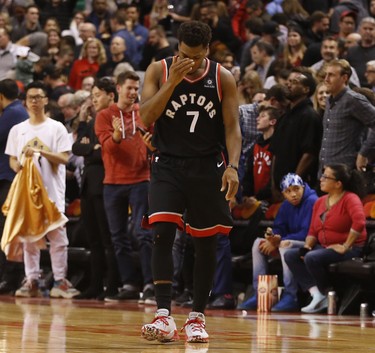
[221,168,239,201]
[169,56,194,84]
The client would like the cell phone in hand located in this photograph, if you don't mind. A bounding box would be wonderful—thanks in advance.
[136,126,147,136]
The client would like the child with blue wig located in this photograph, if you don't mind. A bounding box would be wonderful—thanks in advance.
[238,173,318,312]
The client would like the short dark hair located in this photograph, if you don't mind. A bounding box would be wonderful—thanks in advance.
[252,40,275,57]
[25,81,48,96]
[258,105,281,121]
[94,77,118,101]
[116,70,140,86]
[291,67,317,97]
[264,84,289,103]
[0,79,19,100]
[246,0,263,10]
[245,18,264,36]
[310,11,329,25]
[177,21,212,48]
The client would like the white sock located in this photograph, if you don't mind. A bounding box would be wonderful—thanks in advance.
[308,286,320,296]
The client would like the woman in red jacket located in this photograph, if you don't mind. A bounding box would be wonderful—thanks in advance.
[69,38,107,90]
[284,163,367,313]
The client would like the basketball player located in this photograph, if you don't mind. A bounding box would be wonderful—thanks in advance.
[140,21,241,343]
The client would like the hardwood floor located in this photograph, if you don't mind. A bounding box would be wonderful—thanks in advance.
[0,296,374,352]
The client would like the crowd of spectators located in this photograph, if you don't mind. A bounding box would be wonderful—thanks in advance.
[0,0,374,313]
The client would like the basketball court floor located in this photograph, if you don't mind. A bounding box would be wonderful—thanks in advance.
[0,296,374,352]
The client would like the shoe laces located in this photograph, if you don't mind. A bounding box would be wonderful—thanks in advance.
[181,318,206,333]
[152,316,170,327]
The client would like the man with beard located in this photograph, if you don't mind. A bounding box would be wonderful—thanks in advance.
[311,36,360,87]
[269,67,322,196]
[139,25,175,71]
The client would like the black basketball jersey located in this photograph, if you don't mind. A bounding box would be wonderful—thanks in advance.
[152,57,225,157]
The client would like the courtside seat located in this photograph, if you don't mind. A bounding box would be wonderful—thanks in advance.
[329,231,375,314]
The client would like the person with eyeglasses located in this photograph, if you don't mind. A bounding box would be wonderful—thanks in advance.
[5,80,80,299]
[284,163,367,313]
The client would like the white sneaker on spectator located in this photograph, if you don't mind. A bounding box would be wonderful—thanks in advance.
[15,278,41,298]
[141,308,179,342]
[301,292,328,313]
[182,312,209,343]
[50,279,80,299]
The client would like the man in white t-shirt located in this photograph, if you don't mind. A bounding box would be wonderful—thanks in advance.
[5,81,80,298]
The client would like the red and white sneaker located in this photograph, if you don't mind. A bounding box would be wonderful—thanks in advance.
[141,308,179,342]
[182,312,209,343]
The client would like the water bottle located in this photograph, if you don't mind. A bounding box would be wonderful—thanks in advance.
[327,291,337,315]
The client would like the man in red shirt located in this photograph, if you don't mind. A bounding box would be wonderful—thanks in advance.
[95,70,154,303]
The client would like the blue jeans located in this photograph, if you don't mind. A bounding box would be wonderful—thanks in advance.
[252,238,305,298]
[103,182,153,286]
[284,245,363,293]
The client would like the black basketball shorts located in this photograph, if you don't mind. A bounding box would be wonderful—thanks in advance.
[146,154,233,237]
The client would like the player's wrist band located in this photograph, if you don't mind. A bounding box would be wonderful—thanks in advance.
[226,163,238,172]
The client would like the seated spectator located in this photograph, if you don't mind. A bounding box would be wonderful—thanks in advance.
[284,164,367,313]
[69,38,106,91]
[238,173,318,311]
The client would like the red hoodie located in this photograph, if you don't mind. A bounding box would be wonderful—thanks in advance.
[95,103,150,184]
